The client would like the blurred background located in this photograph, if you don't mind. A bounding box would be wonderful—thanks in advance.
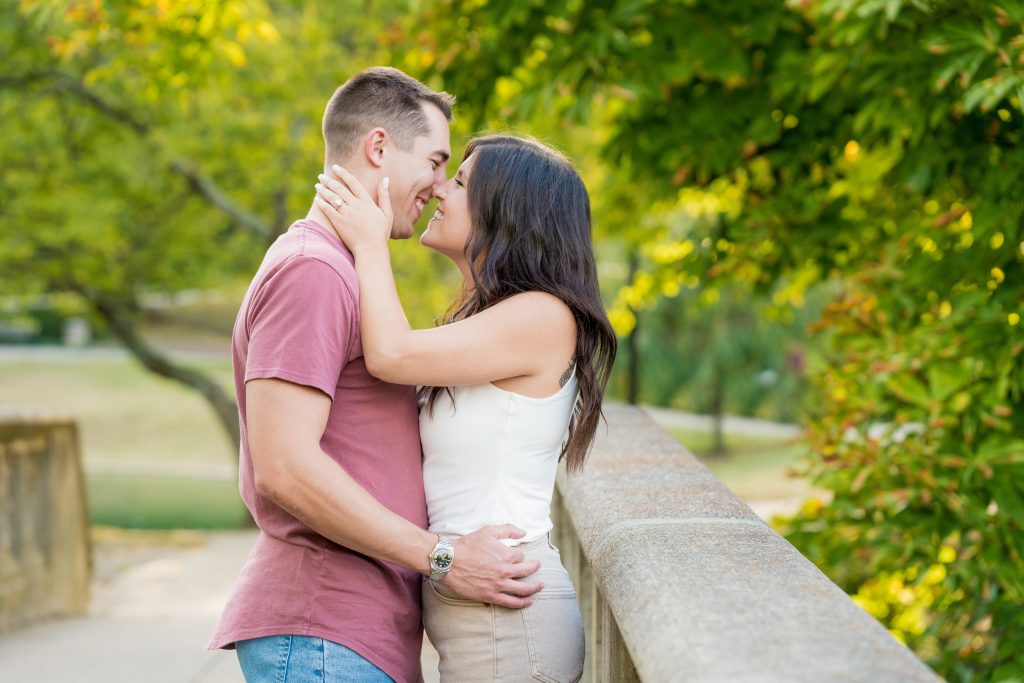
[1,1,1022,681]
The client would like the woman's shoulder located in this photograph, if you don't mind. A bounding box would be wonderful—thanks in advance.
[501,291,575,325]
[491,292,577,354]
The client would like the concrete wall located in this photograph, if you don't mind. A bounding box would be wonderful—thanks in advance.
[0,414,91,632]
[552,404,941,683]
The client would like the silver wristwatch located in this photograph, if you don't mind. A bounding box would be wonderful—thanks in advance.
[429,535,454,582]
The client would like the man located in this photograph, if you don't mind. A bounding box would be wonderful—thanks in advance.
[208,67,542,683]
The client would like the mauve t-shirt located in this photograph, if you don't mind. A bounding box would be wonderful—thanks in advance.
[208,220,426,683]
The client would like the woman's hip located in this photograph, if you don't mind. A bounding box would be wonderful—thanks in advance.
[422,536,584,682]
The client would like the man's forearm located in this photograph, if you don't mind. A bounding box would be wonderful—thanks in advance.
[258,443,545,608]
[259,445,435,574]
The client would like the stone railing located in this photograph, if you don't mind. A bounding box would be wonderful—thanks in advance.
[0,414,91,632]
[550,405,941,683]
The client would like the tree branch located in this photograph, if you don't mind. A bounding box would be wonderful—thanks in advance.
[5,69,275,243]
[87,289,255,525]
[0,68,151,134]
[270,116,308,241]
[85,290,241,457]
[169,159,274,243]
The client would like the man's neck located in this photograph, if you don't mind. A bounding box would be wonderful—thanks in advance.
[305,204,346,246]
[306,159,383,247]
[326,159,379,201]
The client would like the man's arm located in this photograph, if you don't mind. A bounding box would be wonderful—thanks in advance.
[246,377,543,607]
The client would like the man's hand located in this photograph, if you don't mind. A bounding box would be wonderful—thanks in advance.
[443,525,544,609]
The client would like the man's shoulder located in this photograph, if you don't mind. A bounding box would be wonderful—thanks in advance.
[283,220,358,283]
[257,221,358,292]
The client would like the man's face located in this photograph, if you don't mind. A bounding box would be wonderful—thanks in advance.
[382,103,451,239]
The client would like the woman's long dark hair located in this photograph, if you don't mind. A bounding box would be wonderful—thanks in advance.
[421,134,617,473]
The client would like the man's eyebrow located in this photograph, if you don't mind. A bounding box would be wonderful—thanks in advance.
[431,150,451,163]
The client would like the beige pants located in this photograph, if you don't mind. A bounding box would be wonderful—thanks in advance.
[423,535,585,683]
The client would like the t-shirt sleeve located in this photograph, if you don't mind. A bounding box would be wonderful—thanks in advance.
[243,256,356,400]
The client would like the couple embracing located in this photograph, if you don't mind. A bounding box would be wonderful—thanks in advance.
[208,66,616,683]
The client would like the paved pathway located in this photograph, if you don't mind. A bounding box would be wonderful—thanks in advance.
[0,530,440,682]
[642,404,802,438]
[0,531,250,683]
[0,345,230,363]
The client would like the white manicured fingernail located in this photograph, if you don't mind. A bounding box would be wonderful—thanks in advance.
[383,177,390,190]
[332,164,342,173]
[315,183,321,190]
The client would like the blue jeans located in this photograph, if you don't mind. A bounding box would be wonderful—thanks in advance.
[236,634,393,682]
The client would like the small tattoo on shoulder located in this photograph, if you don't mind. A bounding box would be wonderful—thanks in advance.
[559,358,575,388]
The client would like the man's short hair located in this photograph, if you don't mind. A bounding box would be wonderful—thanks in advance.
[322,67,455,163]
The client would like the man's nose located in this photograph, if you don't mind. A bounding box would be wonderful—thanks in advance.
[434,165,448,189]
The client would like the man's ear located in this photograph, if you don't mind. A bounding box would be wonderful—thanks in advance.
[364,127,388,168]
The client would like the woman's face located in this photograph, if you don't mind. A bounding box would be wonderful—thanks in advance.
[420,154,475,262]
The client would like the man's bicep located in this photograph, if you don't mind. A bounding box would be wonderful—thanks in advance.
[245,258,355,399]
[246,378,331,478]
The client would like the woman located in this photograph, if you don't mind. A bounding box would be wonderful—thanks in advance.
[313,134,616,682]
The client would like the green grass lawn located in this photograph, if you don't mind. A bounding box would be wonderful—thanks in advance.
[1,352,814,529]
[668,428,814,501]
[87,474,248,529]
[0,354,235,464]
[0,352,246,529]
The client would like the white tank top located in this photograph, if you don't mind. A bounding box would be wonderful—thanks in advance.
[420,371,578,545]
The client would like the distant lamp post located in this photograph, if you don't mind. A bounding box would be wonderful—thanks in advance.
[62,317,91,348]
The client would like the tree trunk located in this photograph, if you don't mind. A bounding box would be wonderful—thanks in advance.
[709,359,727,456]
[90,295,240,456]
[626,313,640,405]
[626,249,641,405]
[90,295,253,527]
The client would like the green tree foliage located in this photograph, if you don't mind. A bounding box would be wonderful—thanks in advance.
[408,0,1024,678]
[0,0,458,452]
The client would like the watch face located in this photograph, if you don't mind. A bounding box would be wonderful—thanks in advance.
[432,550,453,571]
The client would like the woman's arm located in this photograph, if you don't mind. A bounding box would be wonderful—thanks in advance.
[314,167,574,387]
[351,246,572,386]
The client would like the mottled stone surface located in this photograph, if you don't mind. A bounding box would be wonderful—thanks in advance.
[556,404,941,683]
[0,417,90,633]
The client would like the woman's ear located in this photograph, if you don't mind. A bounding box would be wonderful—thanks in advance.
[364,127,388,168]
